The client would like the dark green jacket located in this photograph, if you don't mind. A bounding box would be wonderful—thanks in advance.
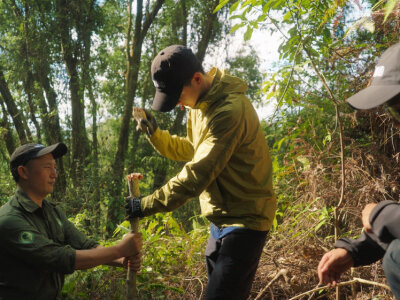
[142,68,276,231]
[0,188,98,300]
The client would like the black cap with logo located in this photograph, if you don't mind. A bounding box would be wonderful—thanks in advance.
[10,143,68,180]
[346,42,400,109]
[151,45,202,112]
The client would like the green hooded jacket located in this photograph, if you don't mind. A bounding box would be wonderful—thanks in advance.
[141,68,276,231]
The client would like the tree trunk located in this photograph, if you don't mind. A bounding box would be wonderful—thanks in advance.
[25,69,41,143]
[0,67,28,145]
[8,0,67,197]
[35,68,64,145]
[21,1,41,143]
[196,0,219,62]
[0,99,16,156]
[106,0,165,235]
[57,0,90,185]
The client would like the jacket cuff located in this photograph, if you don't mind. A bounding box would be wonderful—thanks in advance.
[132,198,144,218]
[148,127,161,143]
[334,239,360,266]
[334,231,387,267]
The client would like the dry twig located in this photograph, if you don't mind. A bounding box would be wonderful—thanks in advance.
[254,269,288,300]
[288,277,391,300]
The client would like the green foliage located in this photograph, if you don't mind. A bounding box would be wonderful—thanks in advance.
[62,213,209,299]
[226,48,264,104]
[2,0,400,298]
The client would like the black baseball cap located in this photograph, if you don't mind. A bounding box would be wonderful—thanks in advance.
[346,42,400,109]
[151,45,202,112]
[10,143,68,169]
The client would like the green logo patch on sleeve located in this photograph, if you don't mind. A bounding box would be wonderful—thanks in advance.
[19,231,34,244]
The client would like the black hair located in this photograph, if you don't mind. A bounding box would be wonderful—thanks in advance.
[11,166,19,182]
[182,63,205,87]
[10,155,36,182]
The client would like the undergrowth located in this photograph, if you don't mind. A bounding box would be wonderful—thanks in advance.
[60,111,400,299]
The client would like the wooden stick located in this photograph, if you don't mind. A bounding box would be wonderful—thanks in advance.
[126,173,142,300]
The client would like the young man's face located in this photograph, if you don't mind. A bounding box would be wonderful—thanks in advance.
[21,153,58,199]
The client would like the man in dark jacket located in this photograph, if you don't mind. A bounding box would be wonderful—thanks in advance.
[0,143,142,299]
[318,42,400,299]
[127,45,276,299]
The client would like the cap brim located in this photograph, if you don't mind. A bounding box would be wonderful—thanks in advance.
[36,143,68,159]
[152,88,182,112]
[346,85,400,109]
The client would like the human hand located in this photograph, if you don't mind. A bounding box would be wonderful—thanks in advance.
[362,203,377,234]
[317,248,354,287]
[123,252,142,272]
[117,232,142,258]
[132,107,158,137]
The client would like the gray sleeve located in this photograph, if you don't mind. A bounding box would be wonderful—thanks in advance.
[334,231,388,267]
[370,200,400,243]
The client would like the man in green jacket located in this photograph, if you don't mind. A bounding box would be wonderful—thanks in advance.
[126,45,276,299]
[0,143,142,299]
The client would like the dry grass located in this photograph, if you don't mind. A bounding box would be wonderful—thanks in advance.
[245,114,400,299]
[102,112,400,300]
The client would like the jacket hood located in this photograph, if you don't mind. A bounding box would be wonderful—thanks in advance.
[194,68,248,110]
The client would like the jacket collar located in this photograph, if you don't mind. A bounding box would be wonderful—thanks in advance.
[12,187,42,213]
[193,67,222,111]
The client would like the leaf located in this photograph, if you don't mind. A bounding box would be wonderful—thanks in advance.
[250,20,259,29]
[230,1,240,14]
[229,15,246,21]
[244,25,253,41]
[371,0,385,10]
[257,14,267,22]
[213,0,229,14]
[276,137,286,151]
[230,23,244,34]
[112,220,130,237]
[384,0,398,22]
[283,11,292,22]
[272,0,286,9]
[263,2,272,13]
[322,132,332,146]
[315,220,326,232]
[272,215,278,230]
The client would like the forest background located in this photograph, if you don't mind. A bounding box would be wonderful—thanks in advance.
[1,0,400,299]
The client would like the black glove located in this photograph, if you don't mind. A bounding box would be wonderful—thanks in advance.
[125,196,144,219]
[139,110,158,137]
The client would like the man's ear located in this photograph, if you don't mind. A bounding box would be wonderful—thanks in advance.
[192,72,202,85]
[17,165,29,180]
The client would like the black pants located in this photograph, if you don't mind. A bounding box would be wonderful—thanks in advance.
[204,229,268,300]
